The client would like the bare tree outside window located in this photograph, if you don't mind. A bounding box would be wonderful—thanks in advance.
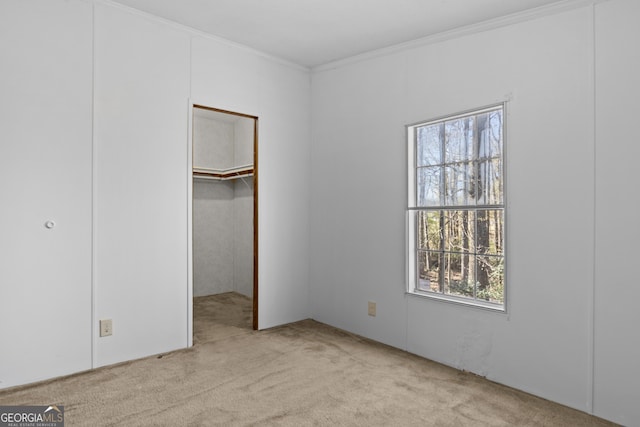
[409,105,505,308]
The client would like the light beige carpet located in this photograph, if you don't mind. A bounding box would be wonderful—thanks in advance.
[0,293,616,426]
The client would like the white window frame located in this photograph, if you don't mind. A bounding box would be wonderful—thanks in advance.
[406,103,506,312]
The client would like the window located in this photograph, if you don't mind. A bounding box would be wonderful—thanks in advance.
[407,105,505,310]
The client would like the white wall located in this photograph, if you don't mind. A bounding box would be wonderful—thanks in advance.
[8,1,637,423]
[0,0,93,388]
[1,0,310,388]
[311,4,638,424]
[193,115,235,170]
[93,3,191,366]
[234,118,254,167]
[191,36,311,328]
[594,0,640,425]
[233,118,255,298]
[193,116,235,297]
[94,0,312,359]
[193,180,235,297]
[234,178,254,298]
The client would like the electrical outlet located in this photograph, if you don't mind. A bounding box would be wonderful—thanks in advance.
[100,319,113,337]
[368,301,376,317]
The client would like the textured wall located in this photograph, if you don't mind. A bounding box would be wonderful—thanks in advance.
[311,4,596,417]
[193,180,235,296]
[191,35,311,328]
[193,115,235,170]
[193,115,254,298]
[94,2,190,367]
[594,0,640,424]
[2,0,310,388]
[0,0,93,388]
[234,178,254,298]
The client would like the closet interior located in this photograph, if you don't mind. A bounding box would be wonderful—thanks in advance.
[192,105,256,328]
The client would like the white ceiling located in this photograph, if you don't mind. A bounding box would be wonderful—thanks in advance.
[110,0,570,68]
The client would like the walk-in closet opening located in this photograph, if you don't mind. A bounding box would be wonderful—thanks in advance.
[190,105,258,335]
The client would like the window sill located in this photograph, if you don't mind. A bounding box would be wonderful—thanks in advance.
[406,289,506,313]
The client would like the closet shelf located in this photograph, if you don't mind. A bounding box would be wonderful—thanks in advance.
[193,165,254,181]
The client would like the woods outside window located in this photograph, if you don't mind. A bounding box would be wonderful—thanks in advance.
[407,105,505,310]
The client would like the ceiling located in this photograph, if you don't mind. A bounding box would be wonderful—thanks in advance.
[110,0,570,68]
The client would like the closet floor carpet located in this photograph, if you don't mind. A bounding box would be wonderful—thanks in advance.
[0,292,615,426]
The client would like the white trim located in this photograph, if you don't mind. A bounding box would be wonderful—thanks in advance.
[186,100,194,348]
[406,290,506,313]
[191,100,260,126]
[313,0,611,73]
[406,104,507,312]
[502,101,510,317]
[409,104,504,129]
[586,2,597,414]
[90,0,98,369]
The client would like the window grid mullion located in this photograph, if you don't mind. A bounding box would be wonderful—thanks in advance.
[408,205,504,211]
[439,123,446,293]
[472,117,479,299]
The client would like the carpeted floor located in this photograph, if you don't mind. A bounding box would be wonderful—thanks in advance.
[0,292,616,426]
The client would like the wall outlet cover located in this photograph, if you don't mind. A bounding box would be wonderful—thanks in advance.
[100,319,113,337]
[368,301,376,317]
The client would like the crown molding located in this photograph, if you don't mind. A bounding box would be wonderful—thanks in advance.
[91,0,310,72]
[313,0,609,73]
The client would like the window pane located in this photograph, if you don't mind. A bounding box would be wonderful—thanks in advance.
[476,255,504,304]
[417,251,440,292]
[476,209,504,255]
[476,159,503,205]
[445,210,475,253]
[445,116,474,163]
[478,110,503,159]
[416,125,442,166]
[417,211,442,250]
[444,253,476,298]
[444,163,473,206]
[417,166,441,206]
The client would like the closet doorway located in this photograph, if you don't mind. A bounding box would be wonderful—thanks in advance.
[190,104,258,334]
